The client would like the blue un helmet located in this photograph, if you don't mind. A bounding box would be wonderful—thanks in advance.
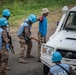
[52,52,62,62]
[2,9,10,17]
[0,18,8,26]
[28,14,37,23]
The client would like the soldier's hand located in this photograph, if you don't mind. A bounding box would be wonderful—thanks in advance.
[5,38,10,42]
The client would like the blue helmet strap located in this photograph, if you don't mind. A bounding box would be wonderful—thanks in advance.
[3,16,9,20]
[57,64,70,75]
[1,26,6,29]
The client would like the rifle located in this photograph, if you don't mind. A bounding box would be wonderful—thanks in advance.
[7,33,15,54]
[31,37,40,42]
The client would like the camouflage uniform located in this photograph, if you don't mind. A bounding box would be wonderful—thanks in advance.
[38,32,46,61]
[0,30,9,75]
[5,23,10,70]
[18,26,33,63]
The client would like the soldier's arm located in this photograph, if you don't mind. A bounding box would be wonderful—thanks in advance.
[2,31,10,43]
[37,16,43,21]
[24,26,31,39]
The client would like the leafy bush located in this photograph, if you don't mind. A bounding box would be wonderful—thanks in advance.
[0,0,76,28]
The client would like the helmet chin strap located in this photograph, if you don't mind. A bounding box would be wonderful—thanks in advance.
[27,21,32,26]
[1,26,6,29]
[3,16,9,20]
[55,61,61,64]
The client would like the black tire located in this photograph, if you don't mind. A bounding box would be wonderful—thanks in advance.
[43,64,50,75]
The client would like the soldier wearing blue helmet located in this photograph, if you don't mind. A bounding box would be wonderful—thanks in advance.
[2,9,10,32]
[2,9,10,19]
[18,14,37,64]
[0,18,10,75]
[48,52,76,75]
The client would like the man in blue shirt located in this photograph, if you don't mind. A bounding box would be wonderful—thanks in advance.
[37,8,49,62]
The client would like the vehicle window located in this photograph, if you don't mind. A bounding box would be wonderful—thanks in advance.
[64,12,76,31]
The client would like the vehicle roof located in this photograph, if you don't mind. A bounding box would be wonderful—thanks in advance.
[70,6,76,12]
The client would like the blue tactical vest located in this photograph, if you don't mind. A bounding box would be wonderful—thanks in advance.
[0,28,3,49]
[50,63,69,75]
[17,19,31,37]
[17,19,32,41]
[39,16,48,37]
[0,28,10,50]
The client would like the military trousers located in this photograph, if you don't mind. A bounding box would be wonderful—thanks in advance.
[19,38,32,58]
[0,49,9,75]
[38,32,46,60]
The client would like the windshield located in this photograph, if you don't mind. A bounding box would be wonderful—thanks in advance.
[64,11,76,31]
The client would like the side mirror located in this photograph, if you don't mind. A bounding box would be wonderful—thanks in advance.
[62,6,69,13]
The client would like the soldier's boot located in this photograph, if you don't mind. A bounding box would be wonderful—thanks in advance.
[26,54,35,58]
[38,46,41,62]
[38,59,41,62]
[0,72,5,75]
[38,55,41,62]
[19,58,28,64]
[38,53,41,62]
[6,66,10,70]
[26,50,35,58]
[1,73,5,75]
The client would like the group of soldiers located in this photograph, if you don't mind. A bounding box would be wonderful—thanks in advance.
[0,9,14,75]
[0,7,76,75]
[0,8,49,75]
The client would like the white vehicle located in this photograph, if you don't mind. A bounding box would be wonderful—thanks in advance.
[41,6,76,74]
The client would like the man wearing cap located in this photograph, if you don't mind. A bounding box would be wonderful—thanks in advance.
[18,14,37,64]
[37,8,49,62]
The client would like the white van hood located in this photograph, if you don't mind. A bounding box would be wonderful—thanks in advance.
[46,30,76,50]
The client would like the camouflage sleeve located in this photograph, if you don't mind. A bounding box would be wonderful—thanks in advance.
[70,67,76,75]
[24,26,31,38]
[2,30,9,43]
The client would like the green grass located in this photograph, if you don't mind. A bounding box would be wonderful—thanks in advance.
[0,0,76,28]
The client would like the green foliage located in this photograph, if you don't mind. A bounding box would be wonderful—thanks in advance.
[0,0,76,28]
[0,0,76,15]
